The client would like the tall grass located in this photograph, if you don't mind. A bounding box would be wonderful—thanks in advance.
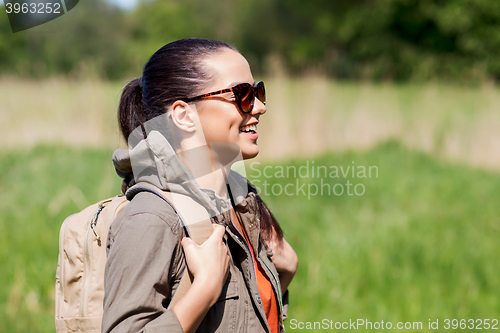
[0,77,124,148]
[251,142,500,331]
[1,143,499,332]
[2,77,500,169]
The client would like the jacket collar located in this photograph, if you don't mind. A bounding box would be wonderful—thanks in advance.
[112,116,249,219]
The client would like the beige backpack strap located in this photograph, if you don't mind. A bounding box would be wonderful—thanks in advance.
[126,186,214,310]
[166,217,215,310]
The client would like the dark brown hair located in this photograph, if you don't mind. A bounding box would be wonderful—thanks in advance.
[118,38,237,140]
[256,194,284,243]
[118,38,282,243]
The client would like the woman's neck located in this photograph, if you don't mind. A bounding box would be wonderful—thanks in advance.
[196,168,229,198]
[176,144,232,198]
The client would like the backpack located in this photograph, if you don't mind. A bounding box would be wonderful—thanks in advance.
[55,186,204,333]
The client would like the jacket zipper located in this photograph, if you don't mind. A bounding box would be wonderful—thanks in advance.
[226,226,270,331]
[231,215,284,333]
[252,193,286,332]
[258,254,284,312]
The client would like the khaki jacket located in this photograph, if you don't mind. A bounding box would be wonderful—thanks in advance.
[102,127,288,333]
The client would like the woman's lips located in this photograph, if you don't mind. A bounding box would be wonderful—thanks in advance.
[239,123,258,139]
[241,131,258,140]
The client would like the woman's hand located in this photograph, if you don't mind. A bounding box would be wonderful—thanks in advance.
[181,224,230,302]
[173,224,230,333]
[268,237,298,292]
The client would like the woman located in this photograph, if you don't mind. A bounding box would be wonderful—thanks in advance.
[103,38,298,333]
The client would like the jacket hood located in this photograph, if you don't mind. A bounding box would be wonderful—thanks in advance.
[112,114,249,218]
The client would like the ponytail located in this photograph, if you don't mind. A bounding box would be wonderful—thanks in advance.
[118,78,146,142]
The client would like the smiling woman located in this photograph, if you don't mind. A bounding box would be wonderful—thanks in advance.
[102,38,298,333]
[185,50,266,160]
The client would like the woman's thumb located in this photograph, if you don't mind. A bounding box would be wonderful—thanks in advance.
[181,236,196,251]
[210,224,226,239]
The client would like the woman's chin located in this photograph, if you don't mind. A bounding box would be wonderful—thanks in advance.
[242,146,259,160]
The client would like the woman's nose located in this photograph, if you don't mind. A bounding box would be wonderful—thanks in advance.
[252,98,266,116]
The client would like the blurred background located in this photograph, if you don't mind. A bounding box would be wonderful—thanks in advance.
[1,0,500,331]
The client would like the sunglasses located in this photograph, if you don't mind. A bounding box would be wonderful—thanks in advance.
[183,81,265,114]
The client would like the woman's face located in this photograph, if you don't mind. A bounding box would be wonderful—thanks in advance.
[195,49,266,160]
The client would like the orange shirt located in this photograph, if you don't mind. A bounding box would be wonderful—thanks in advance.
[240,227,279,333]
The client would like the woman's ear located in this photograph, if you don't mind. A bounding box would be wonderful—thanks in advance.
[170,100,197,133]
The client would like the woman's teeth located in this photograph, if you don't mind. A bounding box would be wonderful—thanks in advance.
[240,124,257,132]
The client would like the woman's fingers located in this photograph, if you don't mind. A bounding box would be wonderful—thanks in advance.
[209,224,230,276]
[181,224,225,251]
[269,237,298,274]
[268,237,298,292]
[180,224,229,296]
[181,236,197,255]
[208,224,226,243]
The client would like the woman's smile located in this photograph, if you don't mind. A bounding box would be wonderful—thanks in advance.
[239,122,258,140]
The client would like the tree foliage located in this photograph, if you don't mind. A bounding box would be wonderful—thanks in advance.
[1,0,500,82]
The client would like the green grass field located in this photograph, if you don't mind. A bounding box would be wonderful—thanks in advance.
[1,142,499,332]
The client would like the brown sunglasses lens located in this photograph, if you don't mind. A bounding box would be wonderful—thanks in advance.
[237,85,254,113]
[235,82,266,113]
[256,82,265,104]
